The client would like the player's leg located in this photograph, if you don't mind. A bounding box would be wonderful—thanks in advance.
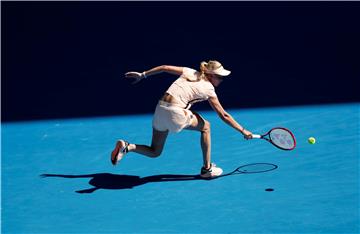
[111,128,168,165]
[185,111,223,178]
[129,128,169,157]
[185,112,211,169]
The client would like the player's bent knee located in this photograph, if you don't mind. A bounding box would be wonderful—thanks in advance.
[202,120,211,133]
[151,148,163,158]
[152,152,162,158]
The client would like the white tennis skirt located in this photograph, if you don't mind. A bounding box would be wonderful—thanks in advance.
[152,101,194,133]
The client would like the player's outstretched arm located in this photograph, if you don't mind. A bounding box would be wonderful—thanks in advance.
[125,65,183,84]
[208,96,252,139]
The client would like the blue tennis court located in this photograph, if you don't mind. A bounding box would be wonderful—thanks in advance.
[2,103,359,233]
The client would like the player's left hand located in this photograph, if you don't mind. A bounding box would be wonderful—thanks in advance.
[125,71,145,84]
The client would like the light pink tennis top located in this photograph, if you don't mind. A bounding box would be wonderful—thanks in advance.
[165,67,217,109]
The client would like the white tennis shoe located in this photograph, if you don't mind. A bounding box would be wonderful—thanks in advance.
[200,163,223,178]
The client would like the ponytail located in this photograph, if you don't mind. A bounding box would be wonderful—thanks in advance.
[200,61,208,74]
[183,61,208,82]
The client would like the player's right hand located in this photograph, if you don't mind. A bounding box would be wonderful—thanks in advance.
[242,129,253,140]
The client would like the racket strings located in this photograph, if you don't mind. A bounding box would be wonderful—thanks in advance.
[269,129,295,150]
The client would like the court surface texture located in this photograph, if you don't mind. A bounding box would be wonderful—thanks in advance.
[2,103,359,233]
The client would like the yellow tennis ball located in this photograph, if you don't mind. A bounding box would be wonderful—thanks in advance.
[308,137,316,144]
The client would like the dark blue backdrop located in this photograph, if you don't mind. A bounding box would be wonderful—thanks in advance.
[2,2,359,121]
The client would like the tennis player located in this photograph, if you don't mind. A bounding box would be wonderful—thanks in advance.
[111,60,252,178]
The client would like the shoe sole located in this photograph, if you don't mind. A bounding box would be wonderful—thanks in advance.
[111,141,124,165]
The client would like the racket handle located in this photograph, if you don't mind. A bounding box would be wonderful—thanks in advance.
[252,134,261,139]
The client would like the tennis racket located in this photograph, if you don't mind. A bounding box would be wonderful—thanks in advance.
[252,127,296,150]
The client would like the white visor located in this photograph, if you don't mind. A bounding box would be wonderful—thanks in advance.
[207,66,231,76]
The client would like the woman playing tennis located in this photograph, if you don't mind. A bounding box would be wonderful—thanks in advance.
[111,60,253,178]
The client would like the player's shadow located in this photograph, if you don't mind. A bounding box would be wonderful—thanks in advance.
[40,163,278,194]
[40,173,204,193]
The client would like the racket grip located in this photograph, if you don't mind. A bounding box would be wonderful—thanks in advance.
[252,134,261,139]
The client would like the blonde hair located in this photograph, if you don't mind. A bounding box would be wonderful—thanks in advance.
[200,60,223,74]
[185,60,222,82]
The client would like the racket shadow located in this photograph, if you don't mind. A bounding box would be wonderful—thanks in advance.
[214,162,278,179]
[40,163,278,193]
